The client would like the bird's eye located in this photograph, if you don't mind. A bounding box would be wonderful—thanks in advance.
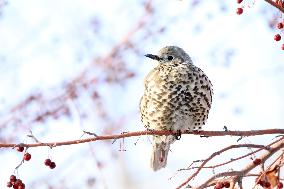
[167,56,173,61]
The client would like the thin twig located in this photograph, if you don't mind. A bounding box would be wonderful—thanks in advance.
[185,144,267,170]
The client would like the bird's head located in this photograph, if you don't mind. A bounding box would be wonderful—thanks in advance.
[145,46,191,64]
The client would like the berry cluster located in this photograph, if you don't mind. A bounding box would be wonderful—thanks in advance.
[16,147,56,169]
[10,147,57,187]
[6,175,25,189]
[236,0,243,15]
[236,0,284,50]
[214,181,230,189]
[44,158,56,169]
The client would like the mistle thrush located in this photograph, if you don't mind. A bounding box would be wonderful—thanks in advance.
[140,46,213,171]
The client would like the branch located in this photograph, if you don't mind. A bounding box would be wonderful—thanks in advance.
[0,129,283,148]
[179,144,267,171]
[177,136,284,189]
[264,0,284,13]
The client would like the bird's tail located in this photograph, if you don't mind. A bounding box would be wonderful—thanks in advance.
[151,141,171,171]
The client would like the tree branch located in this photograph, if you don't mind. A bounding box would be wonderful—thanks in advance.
[176,136,284,189]
[0,129,283,148]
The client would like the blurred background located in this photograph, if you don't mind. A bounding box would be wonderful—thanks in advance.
[0,0,283,188]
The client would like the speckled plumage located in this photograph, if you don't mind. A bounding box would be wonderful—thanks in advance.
[140,46,213,171]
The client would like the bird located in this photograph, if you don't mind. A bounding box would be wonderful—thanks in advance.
[140,46,213,171]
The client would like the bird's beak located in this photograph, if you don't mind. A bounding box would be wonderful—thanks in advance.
[145,54,161,61]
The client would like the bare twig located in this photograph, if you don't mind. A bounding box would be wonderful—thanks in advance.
[181,144,267,171]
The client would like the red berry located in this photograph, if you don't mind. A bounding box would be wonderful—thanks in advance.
[237,0,243,3]
[253,158,261,165]
[236,8,243,15]
[223,181,230,188]
[274,34,281,41]
[16,146,24,152]
[23,153,31,161]
[278,182,283,189]
[14,179,22,187]
[7,181,12,188]
[18,183,25,189]
[257,180,265,187]
[281,44,284,50]
[264,182,271,188]
[44,159,52,166]
[10,175,16,182]
[214,182,223,189]
[49,161,56,169]
[278,23,284,29]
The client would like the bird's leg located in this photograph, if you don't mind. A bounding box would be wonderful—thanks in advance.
[174,130,182,140]
[146,128,156,133]
[146,128,155,131]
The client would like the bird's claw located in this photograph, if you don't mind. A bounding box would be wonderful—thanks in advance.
[174,130,182,140]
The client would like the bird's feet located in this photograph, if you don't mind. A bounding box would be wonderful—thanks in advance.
[146,128,155,132]
[174,130,182,140]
